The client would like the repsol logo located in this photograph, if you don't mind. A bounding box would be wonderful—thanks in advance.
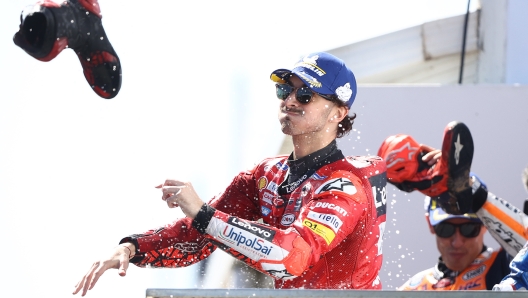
[228,217,275,241]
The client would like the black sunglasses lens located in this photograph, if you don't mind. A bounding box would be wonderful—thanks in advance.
[276,84,292,100]
[296,87,313,104]
[460,223,481,237]
[435,222,481,238]
[434,223,456,238]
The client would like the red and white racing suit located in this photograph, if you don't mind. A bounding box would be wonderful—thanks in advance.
[121,145,387,289]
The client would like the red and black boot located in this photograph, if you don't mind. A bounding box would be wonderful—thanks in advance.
[13,0,121,99]
[438,121,474,214]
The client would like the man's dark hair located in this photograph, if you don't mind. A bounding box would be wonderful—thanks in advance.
[330,97,356,138]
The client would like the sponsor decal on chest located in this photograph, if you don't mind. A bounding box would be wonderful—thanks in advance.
[261,206,271,216]
[458,279,482,290]
[280,213,296,226]
[261,192,275,205]
[267,181,279,193]
[257,176,268,190]
[462,265,486,280]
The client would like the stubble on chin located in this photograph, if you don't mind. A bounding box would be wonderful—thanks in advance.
[280,119,293,135]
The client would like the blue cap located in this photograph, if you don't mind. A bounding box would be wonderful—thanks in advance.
[425,195,481,226]
[270,52,357,108]
[424,172,486,226]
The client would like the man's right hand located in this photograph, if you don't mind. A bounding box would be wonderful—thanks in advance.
[72,243,135,296]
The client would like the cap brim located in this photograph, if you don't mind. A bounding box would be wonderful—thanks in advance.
[428,208,481,226]
[270,69,292,84]
[270,68,334,95]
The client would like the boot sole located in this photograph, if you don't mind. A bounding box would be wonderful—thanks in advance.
[442,121,474,196]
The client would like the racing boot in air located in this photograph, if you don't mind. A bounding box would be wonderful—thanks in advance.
[378,121,474,214]
[13,0,121,99]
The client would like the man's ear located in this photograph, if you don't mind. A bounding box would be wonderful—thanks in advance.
[425,213,435,234]
[330,106,348,123]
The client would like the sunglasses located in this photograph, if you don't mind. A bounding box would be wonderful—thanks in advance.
[275,83,335,104]
[434,221,482,238]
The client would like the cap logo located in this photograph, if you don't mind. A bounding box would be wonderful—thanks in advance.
[432,208,451,221]
[336,83,353,102]
[296,71,322,88]
[294,55,326,76]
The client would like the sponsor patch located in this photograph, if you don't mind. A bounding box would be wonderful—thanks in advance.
[280,213,296,226]
[261,206,271,216]
[315,177,357,195]
[228,217,275,241]
[306,211,343,233]
[275,161,288,171]
[262,192,274,205]
[458,279,482,290]
[462,266,486,280]
[313,201,348,216]
[267,181,278,193]
[258,177,268,190]
[207,217,288,262]
[311,173,327,180]
[370,172,387,217]
[219,226,275,259]
[303,219,336,245]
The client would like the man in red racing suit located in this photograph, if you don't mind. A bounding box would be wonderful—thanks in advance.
[121,146,387,289]
[73,52,387,296]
